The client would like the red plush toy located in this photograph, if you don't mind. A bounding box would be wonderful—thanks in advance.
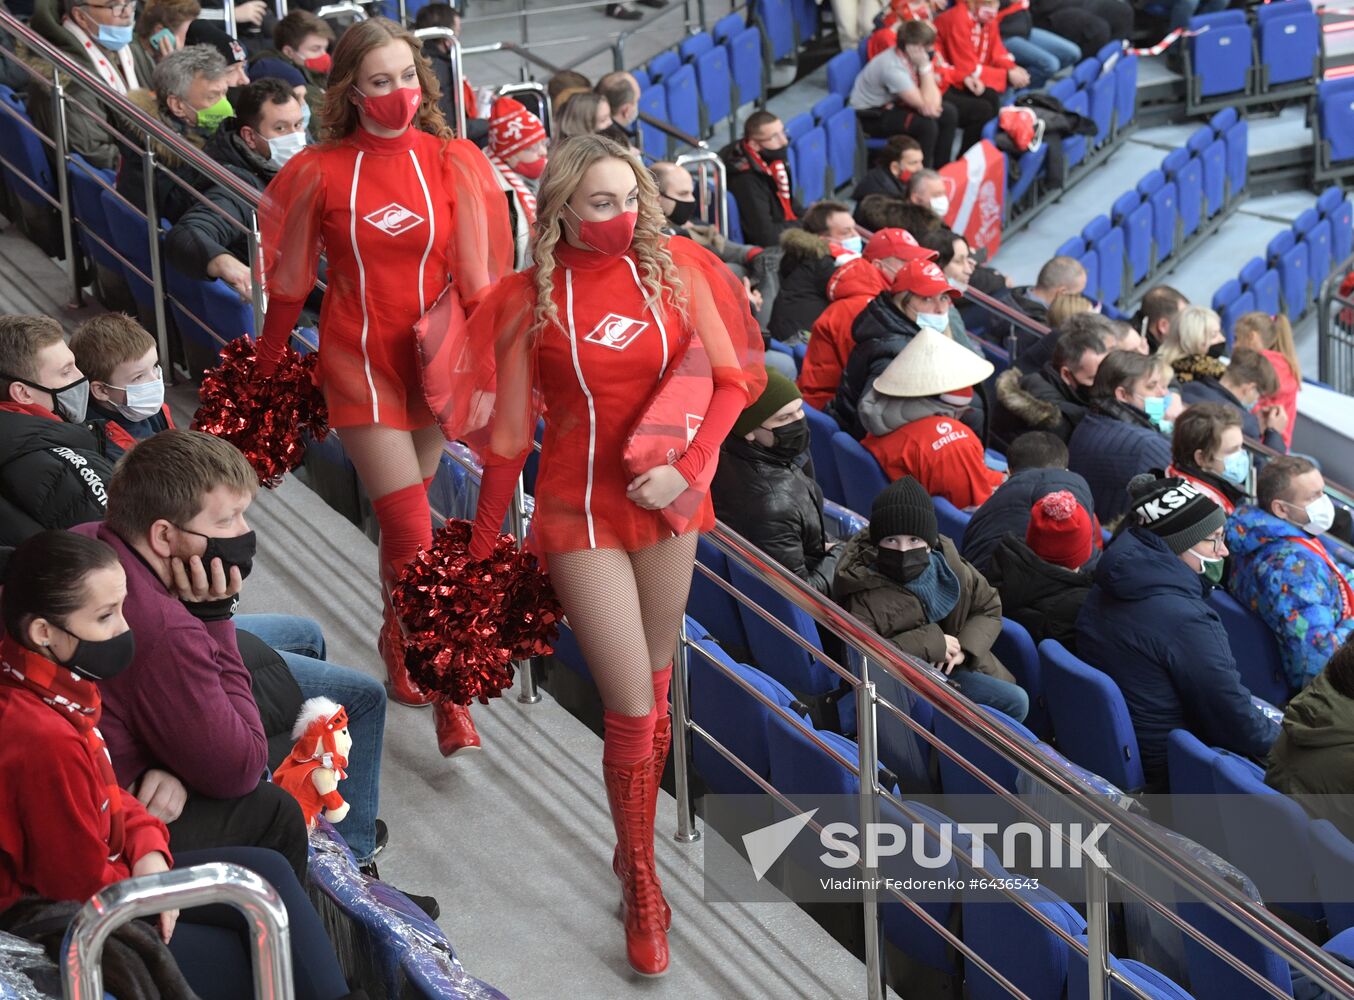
[272,697,351,828]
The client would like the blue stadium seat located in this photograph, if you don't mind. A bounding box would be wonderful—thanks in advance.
[1040,639,1145,792]
[636,85,669,158]
[1083,214,1125,307]
[1163,148,1202,240]
[993,617,1049,738]
[693,45,734,134]
[1276,238,1310,314]
[67,154,123,279]
[878,800,967,978]
[752,0,796,62]
[1113,191,1152,285]
[1061,89,1091,168]
[934,495,971,543]
[1078,248,1100,306]
[679,31,714,62]
[200,275,255,342]
[766,709,860,795]
[690,537,750,655]
[1165,729,1227,851]
[1295,206,1320,238]
[1113,52,1138,133]
[164,259,211,351]
[1138,170,1178,265]
[1089,69,1116,146]
[647,49,681,83]
[1212,278,1242,316]
[832,431,888,518]
[933,705,1034,797]
[826,49,862,99]
[727,26,765,108]
[1207,589,1290,707]
[1239,255,1265,290]
[790,0,818,47]
[1318,184,1346,216]
[689,639,801,794]
[804,403,846,507]
[725,190,743,243]
[1311,820,1354,936]
[712,10,744,44]
[0,86,54,206]
[1330,198,1353,263]
[1225,117,1248,194]
[630,68,650,92]
[825,108,858,193]
[1306,217,1333,289]
[785,111,814,143]
[1199,136,1228,215]
[811,92,844,123]
[1209,106,1238,135]
[1252,268,1281,319]
[1055,235,1085,260]
[1267,228,1295,264]
[1096,40,1123,65]
[1220,288,1255,344]
[101,187,164,311]
[663,63,701,139]
[1188,10,1251,98]
[1178,892,1294,1000]
[792,125,828,207]
[1257,2,1320,89]
[1066,936,1196,1000]
[1072,57,1099,90]
[1319,80,1354,164]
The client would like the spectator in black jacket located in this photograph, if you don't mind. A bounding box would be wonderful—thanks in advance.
[994,317,1110,447]
[1179,348,1289,454]
[164,77,305,299]
[721,111,802,248]
[961,430,1097,574]
[1010,254,1087,329]
[1129,284,1188,354]
[70,314,173,461]
[415,2,489,146]
[0,315,113,546]
[852,135,923,205]
[712,372,842,594]
[1031,0,1133,59]
[768,201,860,344]
[987,488,1098,651]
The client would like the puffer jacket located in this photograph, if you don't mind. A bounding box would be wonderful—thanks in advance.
[1077,526,1279,789]
[0,403,113,547]
[832,531,1013,681]
[1226,505,1354,691]
[850,165,908,207]
[829,292,919,438]
[960,466,1096,574]
[798,258,888,409]
[1067,401,1172,525]
[116,88,208,225]
[993,364,1091,447]
[720,139,802,248]
[768,228,838,344]
[986,535,1093,651]
[1266,668,1354,839]
[711,437,839,595]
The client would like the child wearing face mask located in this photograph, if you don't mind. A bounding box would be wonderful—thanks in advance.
[70,314,172,460]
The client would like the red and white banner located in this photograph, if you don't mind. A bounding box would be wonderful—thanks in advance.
[940,140,1005,257]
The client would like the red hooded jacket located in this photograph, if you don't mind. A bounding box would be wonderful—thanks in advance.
[798,260,890,410]
[934,2,1017,92]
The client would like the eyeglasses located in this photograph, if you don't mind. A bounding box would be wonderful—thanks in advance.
[1199,533,1226,556]
[80,1,137,13]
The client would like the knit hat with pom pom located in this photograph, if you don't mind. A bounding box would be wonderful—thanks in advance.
[1025,489,1094,570]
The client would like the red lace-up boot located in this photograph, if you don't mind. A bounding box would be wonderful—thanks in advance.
[613,712,672,929]
[434,698,482,757]
[379,589,433,707]
[604,756,670,976]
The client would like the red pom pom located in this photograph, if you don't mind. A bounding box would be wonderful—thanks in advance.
[391,519,562,706]
[192,336,329,488]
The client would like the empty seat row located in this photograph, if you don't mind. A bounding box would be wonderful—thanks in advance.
[1187,0,1322,106]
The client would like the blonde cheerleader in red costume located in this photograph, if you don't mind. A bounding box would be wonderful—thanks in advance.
[254,17,512,756]
[442,134,764,975]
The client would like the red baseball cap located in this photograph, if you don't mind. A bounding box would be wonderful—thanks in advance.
[889,258,961,298]
[864,228,936,264]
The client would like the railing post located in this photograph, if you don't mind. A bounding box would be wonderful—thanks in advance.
[63,863,292,1000]
[398,0,407,23]
[671,616,700,843]
[141,136,172,379]
[50,68,81,308]
[509,478,542,705]
[518,0,528,50]
[856,679,883,1000]
[1084,859,1112,1000]
[247,208,266,333]
[223,0,238,37]
[449,31,468,140]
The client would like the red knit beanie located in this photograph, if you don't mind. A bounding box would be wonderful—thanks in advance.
[1025,490,1093,570]
[489,97,547,159]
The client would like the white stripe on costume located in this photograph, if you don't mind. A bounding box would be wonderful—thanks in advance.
[409,150,436,316]
[564,269,598,548]
[622,255,668,377]
[348,152,380,423]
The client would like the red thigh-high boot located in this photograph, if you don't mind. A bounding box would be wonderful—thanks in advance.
[613,665,673,929]
[603,707,668,976]
[373,483,436,707]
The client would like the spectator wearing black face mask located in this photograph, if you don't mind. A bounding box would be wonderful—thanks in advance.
[720,111,802,248]
[711,372,842,595]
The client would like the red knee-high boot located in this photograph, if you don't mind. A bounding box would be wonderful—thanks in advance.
[603,709,668,976]
[612,667,673,929]
[374,483,435,707]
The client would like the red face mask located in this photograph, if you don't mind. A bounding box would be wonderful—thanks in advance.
[303,52,332,73]
[355,86,421,132]
[514,156,547,179]
[567,205,637,257]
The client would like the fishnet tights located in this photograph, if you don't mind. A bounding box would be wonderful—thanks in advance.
[547,532,699,717]
[339,424,447,500]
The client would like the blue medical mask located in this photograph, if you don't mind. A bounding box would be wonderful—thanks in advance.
[915,311,949,333]
[1142,393,1172,433]
[1221,449,1250,487]
[96,22,133,50]
[840,235,864,256]
[300,99,312,133]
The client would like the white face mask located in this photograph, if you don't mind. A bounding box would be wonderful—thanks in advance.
[267,129,308,169]
[107,376,165,421]
[930,195,950,218]
[914,311,949,333]
[1288,494,1336,536]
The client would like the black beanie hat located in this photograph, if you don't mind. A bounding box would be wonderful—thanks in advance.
[870,476,938,547]
[1127,473,1226,554]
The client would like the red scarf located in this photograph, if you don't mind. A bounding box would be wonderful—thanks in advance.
[487,150,537,226]
[0,636,125,861]
[1291,537,1354,619]
[742,141,796,222]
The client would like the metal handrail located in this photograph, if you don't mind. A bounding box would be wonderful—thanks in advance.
[413,26,468,138]
[673,149,727,236]
[62,863,293,999]
[960,283,1051,362]
[1317,248,1354,394]
[496,81,552,138]
[460,40,564,78]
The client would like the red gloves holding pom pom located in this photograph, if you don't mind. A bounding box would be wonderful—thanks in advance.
[392,519,562,706]
[192,336,329,488]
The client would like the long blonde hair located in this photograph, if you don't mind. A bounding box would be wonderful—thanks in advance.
[1158,304,1221,365]
[317,17,451,143]
[529,134,683,336]
[1233,310,1302,384]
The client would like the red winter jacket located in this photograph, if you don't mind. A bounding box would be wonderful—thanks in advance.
[0,679,170,914]
[864,414,1005,509]
[934,2,1017,92]
[799,260,889,409]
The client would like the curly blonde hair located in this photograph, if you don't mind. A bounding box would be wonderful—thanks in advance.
[316,17,451,143]
[529,134,684,336]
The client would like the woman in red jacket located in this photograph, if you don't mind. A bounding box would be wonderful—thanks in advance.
[0,531,361,1000]
[443,134,764,976]
[256,17,513,756]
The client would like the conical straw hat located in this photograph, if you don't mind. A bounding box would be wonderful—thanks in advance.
[873,327,995,398]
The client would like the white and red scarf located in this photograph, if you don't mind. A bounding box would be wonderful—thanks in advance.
[487,151,537,226]
[742,141,796,222]
[62,16,139,95]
